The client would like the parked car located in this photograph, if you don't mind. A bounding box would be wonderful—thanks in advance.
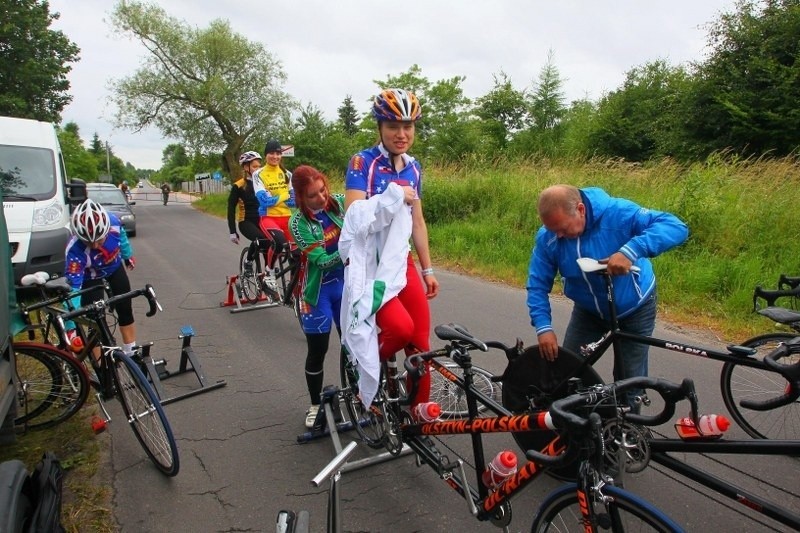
[86,183,136,237]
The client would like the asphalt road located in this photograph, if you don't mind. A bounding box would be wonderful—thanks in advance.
[102,195,798,532]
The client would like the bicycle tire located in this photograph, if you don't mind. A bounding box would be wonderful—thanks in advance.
[423,362,499,418]
[239,246,262,303]
[339,351,388,449]
[112,352,180,476]
[0,460,32,533]
[531,482,684,532]
[501,345,603,481]
[721,332,799,440]
[13,342,90,430]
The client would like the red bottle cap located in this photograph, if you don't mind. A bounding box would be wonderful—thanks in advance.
[425,402,441,418]
[715,415,731,432]
[498,450,517,468]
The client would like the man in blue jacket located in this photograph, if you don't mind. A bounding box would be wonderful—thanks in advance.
[527,184,689,408]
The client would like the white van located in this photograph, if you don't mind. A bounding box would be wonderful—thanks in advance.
[0,116,85,284]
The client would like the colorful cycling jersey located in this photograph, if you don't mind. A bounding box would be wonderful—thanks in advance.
[252,164,293,217]
[345,144,422,199]
[64,213,133,292]
[289,194,345,308]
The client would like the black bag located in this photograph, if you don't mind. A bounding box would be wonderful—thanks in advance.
[24,452,65,533]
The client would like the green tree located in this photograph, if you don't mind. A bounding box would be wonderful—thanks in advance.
[588,60,690,161]
[474,71,528,150]
[109,1,295,179]
[287,104,359,176]
[686,0,800,157]
[0,0,79,122]
[337,95,360,136]
[528,51,566,131]
[57,123,98,181]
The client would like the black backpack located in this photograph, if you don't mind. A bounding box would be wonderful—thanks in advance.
[24,452,65,533]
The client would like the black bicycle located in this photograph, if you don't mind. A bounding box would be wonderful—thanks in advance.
[338,324,702,531]
[238,235,302,323]
[339,324,800,531]
[51,285,180,476]
[518,258,800,444]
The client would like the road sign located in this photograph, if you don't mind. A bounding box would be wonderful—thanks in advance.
[213,171,222,181]
[195,173,211,180]
[281,145,295,157]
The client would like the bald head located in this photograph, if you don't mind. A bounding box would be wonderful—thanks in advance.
[538,184,581,219]
[538,185,586,238]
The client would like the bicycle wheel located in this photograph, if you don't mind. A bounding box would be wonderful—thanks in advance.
[239,246,262,303]
[501,345,603,481]
[531,483,684,532]
[112,352,180,476]
[339,351,388,449]
[427,362,498,418]
[34,308,64,347]
[721,332,800,440]
[13,342,90,430]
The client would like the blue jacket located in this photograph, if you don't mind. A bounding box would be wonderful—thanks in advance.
[527,187,688,336]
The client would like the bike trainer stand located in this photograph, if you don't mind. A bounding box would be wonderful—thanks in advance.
[136,325,227,406]
[296,385,412,473]
[219,274,279,314]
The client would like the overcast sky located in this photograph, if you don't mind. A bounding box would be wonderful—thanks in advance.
[48,0,738,170]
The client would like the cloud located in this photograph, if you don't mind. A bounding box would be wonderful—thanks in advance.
[48,0,735,170]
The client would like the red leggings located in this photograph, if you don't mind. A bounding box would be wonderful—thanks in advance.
[376,254,431,406]
[258,216,293,267]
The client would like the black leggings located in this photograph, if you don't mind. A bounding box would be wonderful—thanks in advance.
[305,329,342,406]
[81,266,134,326]
[238,219,267,261]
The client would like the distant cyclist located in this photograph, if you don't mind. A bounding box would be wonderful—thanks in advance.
[227,151,270,270]
[64,199,138,356]
[252,139,295,268]
[160,182,171,205]
[119,180,131,201]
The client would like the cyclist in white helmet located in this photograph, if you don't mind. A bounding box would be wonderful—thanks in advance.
[227,151,270,268]
[64,198,138,355]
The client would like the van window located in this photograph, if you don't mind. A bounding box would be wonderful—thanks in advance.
[0,145,57,200]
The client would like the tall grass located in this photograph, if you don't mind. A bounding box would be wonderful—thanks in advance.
[424,155,800,338]
[196,154,800,339]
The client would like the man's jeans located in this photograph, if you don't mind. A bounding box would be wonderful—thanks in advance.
[563,291,657,411]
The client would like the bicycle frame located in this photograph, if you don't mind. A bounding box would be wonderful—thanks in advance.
[392,337,800,529]
[646,439,800,529]
[561,271,799,410]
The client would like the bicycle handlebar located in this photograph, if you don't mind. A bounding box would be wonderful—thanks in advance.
[753,279,800,309]
[56,284,161,324]
[779,274,800,291]
[526,376,697,466]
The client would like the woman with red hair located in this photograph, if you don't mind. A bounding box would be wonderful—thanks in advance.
[288,165,346,428]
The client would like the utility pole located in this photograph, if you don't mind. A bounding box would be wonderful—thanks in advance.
[106,141,112,181]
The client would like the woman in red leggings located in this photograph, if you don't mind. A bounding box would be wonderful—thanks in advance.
[344,89,440,409]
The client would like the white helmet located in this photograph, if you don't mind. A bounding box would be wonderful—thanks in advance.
[239,151,262,166]
[71,199,110,243]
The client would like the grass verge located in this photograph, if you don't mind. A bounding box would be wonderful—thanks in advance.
[0,401,115,532]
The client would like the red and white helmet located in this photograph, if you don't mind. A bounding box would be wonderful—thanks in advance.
[238,151,262,166]
[71,199,110,243]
